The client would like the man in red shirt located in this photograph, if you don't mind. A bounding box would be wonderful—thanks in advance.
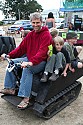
[0,12,52,109]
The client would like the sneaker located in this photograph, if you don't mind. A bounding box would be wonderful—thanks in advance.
[49,73,59,81]
[40,73,48,82]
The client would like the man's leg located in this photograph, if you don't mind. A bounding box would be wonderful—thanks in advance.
[4,57,28,89]
[0,57,28,95]
[17,61,46,109]
[18,61,46,98]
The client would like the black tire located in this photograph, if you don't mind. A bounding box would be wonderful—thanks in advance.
[0,36,16,56]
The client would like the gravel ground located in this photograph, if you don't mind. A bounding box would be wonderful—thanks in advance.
[0,34,83,125]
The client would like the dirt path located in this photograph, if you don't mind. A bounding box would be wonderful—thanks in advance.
[0,35,83,125]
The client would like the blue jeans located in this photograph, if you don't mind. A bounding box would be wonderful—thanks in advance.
[4,57,46,98]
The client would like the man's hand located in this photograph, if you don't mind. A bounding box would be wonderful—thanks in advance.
[0,53,10,61]
[21,61,33,68]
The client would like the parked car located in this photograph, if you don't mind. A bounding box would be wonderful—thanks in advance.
[7,20,33,34]
[0,27,5,36]
[55,18,64,29]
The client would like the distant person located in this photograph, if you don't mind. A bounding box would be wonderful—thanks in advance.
[68,22,75,31]
[21,30,30,40]
[45,12,56,29]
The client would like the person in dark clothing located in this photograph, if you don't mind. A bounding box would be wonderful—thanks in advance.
[40,36,72,82]
[21,30,30,40]
[0,12,52,109]
[68,22,75,31]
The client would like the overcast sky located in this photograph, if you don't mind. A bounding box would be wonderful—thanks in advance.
[37,0,61,10]
[0,0,61,21]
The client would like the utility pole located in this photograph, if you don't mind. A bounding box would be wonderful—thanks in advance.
[18,9,20,20]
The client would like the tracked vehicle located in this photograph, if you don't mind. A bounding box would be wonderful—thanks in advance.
[1,58,83,119]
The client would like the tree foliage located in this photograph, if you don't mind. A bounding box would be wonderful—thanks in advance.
[0,0,43,20]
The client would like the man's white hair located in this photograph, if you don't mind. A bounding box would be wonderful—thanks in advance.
[30,12,42,22]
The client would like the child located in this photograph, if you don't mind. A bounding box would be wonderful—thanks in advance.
[64,32,83,70]
[49,27,59,38]
[40,36,71,82]
[47,28,59,58]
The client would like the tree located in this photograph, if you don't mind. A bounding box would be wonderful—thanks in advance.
[0,0,43,20]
